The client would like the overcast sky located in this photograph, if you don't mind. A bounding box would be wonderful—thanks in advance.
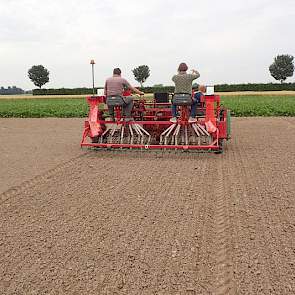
[1,0,295,90]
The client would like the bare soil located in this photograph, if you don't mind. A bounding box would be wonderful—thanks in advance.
[0,118,83,194]
[0,117,294,295]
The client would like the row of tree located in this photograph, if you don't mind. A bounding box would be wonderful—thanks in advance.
[27,64,150,89]
[27,54,294,89]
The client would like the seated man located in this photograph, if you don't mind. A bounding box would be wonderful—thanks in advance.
[170,62,200,123]
[190,84,206,118]
[104,68,144,121]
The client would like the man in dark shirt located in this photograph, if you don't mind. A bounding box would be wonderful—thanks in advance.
[191,85,206,118]
[104,68,144,121]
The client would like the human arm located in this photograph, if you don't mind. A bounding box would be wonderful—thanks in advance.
[190,69,200,80]
[130,86,144,96]
[104,81,107,96]
[123,78,144,95]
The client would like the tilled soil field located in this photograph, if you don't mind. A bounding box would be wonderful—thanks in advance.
[0,118,294,295]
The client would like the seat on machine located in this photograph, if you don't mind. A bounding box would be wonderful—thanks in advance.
[154,92,170,103]
[172,93,192,106]
[106,96,125,106]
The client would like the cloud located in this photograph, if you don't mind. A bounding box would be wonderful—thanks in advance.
[0,0,295,89]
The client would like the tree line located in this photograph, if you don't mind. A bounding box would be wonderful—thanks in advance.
[3,54,294,94]
[0,86,24,95]
[27,64,151,89]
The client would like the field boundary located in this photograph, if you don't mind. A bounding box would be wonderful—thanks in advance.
[1,91,295,100]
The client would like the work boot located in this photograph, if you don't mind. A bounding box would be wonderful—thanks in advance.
[170,117,177,123]
[188,117,197,123]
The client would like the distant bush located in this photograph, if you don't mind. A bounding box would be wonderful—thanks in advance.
[0,86,24,95]
[33,88,103,95]
[140,83,295,93]
[215,83,295,92]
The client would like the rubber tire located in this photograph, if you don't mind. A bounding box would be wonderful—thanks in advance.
[214,139,224,154]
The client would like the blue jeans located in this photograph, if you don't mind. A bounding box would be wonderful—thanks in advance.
[172,104,178,117]
[171,92,202,118]
[190,92,202,117]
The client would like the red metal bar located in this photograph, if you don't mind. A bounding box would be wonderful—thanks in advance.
[96,120,172,125]
[95,120,207,125]
[144,102,171,106]
[81,143,220,150]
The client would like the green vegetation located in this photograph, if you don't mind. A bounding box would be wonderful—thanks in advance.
[269,54,294,83]
[221,95,295,116]
[0,96,294,118]
[0,98,89,118]
[33,88,102,96]
[28,65,50,89]
[132,65,150,87]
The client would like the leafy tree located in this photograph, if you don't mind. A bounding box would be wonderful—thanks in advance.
[132,65,150,87]
[269,54,294,83]
[28,65,50,88]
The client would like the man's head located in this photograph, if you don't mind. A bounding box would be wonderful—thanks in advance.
[198,85,207,93]
[113,68,121,76]
[192,83,199,91]
[178,63,188,72]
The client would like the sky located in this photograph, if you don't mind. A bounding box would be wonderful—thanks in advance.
[1,0,295,90]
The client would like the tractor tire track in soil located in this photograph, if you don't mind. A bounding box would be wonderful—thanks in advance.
[0,117,295,294]
[0,152,91,205]
[211,157,235,295]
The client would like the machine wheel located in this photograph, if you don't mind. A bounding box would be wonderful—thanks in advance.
[214,139,224,154]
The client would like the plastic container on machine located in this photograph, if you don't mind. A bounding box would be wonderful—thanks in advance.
[206,86,214,95]
[97,88,104,96]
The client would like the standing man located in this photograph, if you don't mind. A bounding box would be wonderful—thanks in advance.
[104,68,144,121]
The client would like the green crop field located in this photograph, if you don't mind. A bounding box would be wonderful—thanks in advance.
[0,95,294,118]
[220,95,295,116]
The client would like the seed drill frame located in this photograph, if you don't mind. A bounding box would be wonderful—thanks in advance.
[81,94,231,153]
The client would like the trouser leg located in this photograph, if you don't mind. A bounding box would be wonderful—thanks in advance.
[123,96,133,117]
[190,92,202,117]
[190,99,197,117]
[172,105,178,117]
[109,106,115,117]
[106,100,114,118]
